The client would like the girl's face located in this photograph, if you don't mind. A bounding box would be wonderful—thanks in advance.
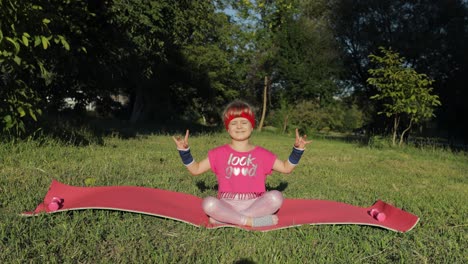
[227,117,253,141]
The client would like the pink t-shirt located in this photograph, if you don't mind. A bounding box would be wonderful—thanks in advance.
[208,144,277,199]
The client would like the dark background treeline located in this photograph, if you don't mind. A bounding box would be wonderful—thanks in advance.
[1,0,467,145]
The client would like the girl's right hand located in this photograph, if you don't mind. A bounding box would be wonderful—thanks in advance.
[172,129,190,149]
[294,128,312,149]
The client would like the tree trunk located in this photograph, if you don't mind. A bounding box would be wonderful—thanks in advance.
[282,115,289,134]
[129,76,170,124]
[392,114,399,146]
[130,87,145,124]
[399,119,413,147]
[257,75,269,132]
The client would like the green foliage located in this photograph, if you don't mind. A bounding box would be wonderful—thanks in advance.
[2,0,244,130]
[0,84,42,135]
[0,0,70,136]
[331,0,468,141]
[367,47,441,146]
[265,96,292,133]
[275,0,342,103]
[228,0,343,131]
[1,0,346,136]
[228,0,298,96]
[343,104,364,131]
[106,0,241,123]
[176,9,244,116]
[276,100,364,134]
[0,0,464,147]
[367,135,391,149]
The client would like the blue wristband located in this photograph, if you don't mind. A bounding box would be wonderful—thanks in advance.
[178,148,194,166]
[288,146,304,165]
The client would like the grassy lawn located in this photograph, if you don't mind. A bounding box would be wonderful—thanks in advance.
[1,132,467,263]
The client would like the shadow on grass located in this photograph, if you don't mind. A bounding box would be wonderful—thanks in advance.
[25,113,221,146]
[266,181,288,192]
[195,181,289,194]
[318,132,468,152]
[196,180,218,193]
[195,180,289,194]
[314,133,369,147]
[234,259,256,264]
[90,117,221,139]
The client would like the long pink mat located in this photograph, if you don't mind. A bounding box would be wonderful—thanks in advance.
[23,180,419,232]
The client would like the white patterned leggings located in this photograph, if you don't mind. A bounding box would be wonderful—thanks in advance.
[202,190,284,226]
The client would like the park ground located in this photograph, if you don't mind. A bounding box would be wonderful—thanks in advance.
[0,131,467,263]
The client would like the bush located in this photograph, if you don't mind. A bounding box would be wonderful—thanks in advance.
[284,100,364,133]
[367,135,391,149]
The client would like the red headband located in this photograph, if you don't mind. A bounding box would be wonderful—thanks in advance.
[224,112,255,130]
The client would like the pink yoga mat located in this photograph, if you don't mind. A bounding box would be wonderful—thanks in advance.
[22,180,419,232]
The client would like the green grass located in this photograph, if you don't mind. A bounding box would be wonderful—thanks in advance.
[1,132,467,263]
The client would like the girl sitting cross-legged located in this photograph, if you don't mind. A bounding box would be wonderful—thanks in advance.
[173,100,311,227]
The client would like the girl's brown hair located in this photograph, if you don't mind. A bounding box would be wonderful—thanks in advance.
[222,101,255,129]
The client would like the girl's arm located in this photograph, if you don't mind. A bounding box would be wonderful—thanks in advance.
[173,130,211,176]
[273,158,297,174]
[186,157,211,176]
[273,128,312,174]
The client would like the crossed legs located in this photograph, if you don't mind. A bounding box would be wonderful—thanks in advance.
[202,190,284,227]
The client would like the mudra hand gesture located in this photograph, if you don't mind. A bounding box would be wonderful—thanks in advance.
[173,130,190,149]
[294,128,312,149]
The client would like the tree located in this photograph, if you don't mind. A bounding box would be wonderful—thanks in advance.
[228,0,297,131]
[275,0,342,103]
[106,0,239,123]
[367,47,441,146]
[0,0,70,136]
[330,0,468,142]
[41,0,119,114]
[228,0,343,131]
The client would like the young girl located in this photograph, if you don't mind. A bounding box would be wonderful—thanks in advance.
[173,101,311,227]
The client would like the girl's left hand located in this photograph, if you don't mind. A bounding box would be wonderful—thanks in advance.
[294,128,312,149]
[172,130,190,149]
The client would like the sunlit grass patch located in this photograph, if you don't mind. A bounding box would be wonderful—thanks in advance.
[1,133,467,263]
